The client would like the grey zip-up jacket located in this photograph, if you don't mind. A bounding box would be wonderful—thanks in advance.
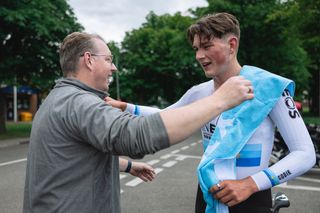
[23,78,169,213]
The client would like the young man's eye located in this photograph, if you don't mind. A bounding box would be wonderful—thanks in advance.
[204,45,213,49]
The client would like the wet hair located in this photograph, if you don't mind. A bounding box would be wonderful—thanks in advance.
[59,32,105,77]
[187,12,240,44]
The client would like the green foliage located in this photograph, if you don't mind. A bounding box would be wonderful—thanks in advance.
[110,0,314,107]
[296,0,320,115]
[0,0,83,91]
[118,12,206,106]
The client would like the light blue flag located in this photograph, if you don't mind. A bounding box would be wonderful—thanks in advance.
[197,65,295,213]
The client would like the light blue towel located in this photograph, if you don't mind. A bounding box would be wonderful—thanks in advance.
[198,65,295,213]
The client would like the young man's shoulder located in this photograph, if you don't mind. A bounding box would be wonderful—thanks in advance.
[179,80,213,103]
[189,80,213,93]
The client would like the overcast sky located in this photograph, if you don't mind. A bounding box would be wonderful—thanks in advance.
[68,0,207,43]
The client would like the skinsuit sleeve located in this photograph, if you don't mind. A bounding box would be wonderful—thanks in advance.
[251,91,316,190]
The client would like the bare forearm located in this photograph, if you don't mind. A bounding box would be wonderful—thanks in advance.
[160,95,224,144]
[160,76,253,145]
[119,157,129,172]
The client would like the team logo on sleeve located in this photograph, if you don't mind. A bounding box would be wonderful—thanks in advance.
[278,170,292,180]
[282,90,300,119]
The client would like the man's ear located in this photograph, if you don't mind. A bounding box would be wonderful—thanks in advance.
[228,36,238,55]
[83,52,93,70]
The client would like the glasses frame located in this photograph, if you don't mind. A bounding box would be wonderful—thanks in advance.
[80,52,113,65]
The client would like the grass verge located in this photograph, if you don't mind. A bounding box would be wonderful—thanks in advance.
[0,122,32,140]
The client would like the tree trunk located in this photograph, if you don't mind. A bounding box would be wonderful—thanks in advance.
[310,70,320,116]
[0,91,7,134]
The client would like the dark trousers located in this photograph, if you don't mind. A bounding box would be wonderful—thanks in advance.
[195,184,272,213]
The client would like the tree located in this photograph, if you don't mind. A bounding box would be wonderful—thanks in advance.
[0,0,83,133]
[193,0,310,98]
[119,12,206,106]
[295,0,320,115]
[107,41,122,100]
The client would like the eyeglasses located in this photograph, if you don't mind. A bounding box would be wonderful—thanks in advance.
[80,52,113,65]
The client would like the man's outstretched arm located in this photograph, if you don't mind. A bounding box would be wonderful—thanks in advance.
[161,76,254,145]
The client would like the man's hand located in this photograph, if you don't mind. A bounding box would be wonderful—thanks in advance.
[129,162,156,182]
[104,97,127,111]
[214,76,254,111]
[209,176,259,207]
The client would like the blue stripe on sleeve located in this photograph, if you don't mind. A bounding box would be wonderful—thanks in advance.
[263,169,280,186]
[134,105,140,115]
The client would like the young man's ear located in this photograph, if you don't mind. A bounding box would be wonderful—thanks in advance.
[228,36,238,55]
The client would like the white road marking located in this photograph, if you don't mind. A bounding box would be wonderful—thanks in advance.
[0,158,27,167]
[125,178,143,187]
[120,189,124,194]
[120,174,127,180]
[295,176,320,183]
[171,150,180,154]
[190,142,197,146]
[181,146,189,150]
[172,154,202,159]
[276,183,320,192]
[160,154,171,159]
[154,168,163,174]
[146,159,160,166]
[162,161,177,168]
[175,156,187,161]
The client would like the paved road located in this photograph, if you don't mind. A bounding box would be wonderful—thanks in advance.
[1,133,320,212]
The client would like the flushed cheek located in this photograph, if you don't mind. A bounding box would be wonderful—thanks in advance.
[211,52,227,65]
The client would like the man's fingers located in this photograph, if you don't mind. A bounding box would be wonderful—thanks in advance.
[209,182,223,193]
[219,194,233,204]
[226,200,238,207]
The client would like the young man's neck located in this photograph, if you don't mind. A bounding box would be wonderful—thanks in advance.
[213,62,241,90]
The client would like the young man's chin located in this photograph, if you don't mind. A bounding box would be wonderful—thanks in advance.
[204,71,215,78]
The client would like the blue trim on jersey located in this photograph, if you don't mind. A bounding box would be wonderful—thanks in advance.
[238,150,261,158]
[236,144,262,167]
[241,143,262,151]
[236,157,261,167]
[263,169,280,186]
[134,105,140,115]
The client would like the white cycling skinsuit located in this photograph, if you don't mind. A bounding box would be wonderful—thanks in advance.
[125,79,315,191]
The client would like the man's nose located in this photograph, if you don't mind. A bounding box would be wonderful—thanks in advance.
[111,63,118,72]
[196,50,205,61]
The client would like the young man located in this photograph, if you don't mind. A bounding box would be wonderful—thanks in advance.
[23,32,253,213]
[106,13,315,213]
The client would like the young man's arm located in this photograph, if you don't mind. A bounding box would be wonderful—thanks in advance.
[107,76,253,145]
[105,97,161,116]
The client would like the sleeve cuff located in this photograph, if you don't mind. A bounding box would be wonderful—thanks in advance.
[251,170,273,191]
[125,103,136,114]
